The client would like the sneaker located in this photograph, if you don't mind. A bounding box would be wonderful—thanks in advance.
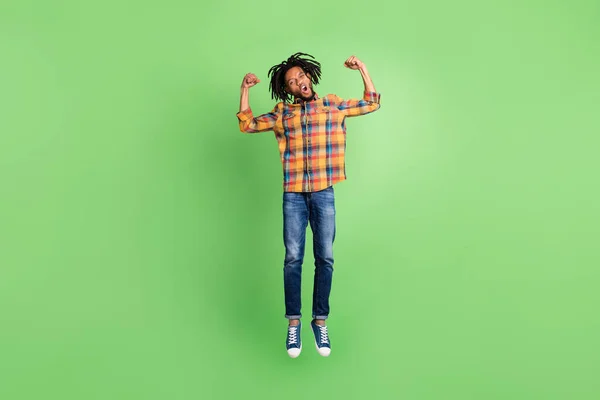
[286,322,302,358]
[311,320,331,357]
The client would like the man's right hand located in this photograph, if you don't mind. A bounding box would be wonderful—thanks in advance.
[241,73,260,89]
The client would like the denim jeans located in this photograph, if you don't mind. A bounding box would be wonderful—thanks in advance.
[283,186,336,320]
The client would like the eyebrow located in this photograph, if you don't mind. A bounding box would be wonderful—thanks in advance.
[287,72,304,83]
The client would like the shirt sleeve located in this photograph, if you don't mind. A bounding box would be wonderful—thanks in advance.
[236,105,281,133]
[335,91,381,117]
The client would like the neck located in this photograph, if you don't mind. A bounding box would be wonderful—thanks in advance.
[294,93,318,104]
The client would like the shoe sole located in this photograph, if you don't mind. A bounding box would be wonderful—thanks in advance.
[314,340,331,357]
[287,344,302,358]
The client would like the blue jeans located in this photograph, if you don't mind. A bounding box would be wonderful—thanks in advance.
[283,186,336,320]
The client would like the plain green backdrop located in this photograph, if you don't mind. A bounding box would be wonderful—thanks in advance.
[1,0,599,399]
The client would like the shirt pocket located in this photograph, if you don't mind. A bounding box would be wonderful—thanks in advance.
[314,106,342,124]
[282,111,300,137]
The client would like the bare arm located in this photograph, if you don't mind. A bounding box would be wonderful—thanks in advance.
[239,73,260,112]
[237,73,280,133]
[334,56,381,117]
[344,55,376,93]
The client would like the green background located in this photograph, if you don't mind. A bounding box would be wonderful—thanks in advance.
[1,0,599,399]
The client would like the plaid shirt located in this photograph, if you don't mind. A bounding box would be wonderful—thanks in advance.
[236,91,381,192]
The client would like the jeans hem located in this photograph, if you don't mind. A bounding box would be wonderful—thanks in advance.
[312,315,329,320]
[285,315,302,320]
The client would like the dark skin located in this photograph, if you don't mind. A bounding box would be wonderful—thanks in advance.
[239,55,375,111]
[284,66,315,101]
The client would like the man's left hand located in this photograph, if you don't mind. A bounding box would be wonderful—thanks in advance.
[344,55,364,70]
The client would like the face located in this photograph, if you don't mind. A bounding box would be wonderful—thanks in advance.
[284,66,314,101]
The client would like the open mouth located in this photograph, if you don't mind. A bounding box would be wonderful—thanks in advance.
[300,84,310,94]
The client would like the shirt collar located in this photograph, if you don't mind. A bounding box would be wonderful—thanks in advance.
[293,92,319,104]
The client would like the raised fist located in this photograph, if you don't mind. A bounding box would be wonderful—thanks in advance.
[241,73,260,89]
[343,55,364,70]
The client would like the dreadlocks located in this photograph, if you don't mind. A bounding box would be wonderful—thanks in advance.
[268,52,322,103]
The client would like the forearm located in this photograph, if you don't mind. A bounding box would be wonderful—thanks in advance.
[359,66,376,93]
[239,87,250,112]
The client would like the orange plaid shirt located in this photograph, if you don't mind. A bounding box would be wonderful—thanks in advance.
[237,91,381,192]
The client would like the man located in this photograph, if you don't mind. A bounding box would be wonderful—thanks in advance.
[237,53,380,358]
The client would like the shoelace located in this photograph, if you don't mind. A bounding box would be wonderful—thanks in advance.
[287,326,298,345]
[317,325,329,344]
